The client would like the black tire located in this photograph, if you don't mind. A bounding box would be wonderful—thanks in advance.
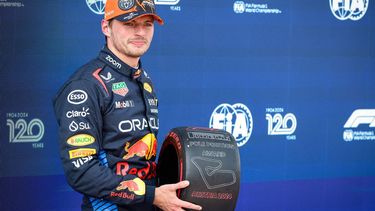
[157,127,241,211]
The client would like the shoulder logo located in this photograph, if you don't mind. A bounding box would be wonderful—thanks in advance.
[67,90,88,105]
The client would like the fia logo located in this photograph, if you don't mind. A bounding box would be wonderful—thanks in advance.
[86,0,107,15]
[329,0,369,21]
[7,118,44,145]
[209,103,253,147]
[266,113,297,135]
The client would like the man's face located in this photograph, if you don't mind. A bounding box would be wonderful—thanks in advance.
[106,16,155,59]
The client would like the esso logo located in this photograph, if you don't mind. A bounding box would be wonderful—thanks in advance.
[67,90,88,105]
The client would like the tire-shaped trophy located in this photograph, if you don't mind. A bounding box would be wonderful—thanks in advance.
[157,127,241,211]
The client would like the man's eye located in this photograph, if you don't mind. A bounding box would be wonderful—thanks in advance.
[124,22,135,27]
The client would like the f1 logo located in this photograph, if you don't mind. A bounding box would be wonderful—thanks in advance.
[154,0,180,5]
[344,109,375,128]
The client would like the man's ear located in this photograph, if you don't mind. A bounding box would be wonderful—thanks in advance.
[101,19,111,37]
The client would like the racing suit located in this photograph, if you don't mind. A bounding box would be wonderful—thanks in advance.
[53,46,159,211]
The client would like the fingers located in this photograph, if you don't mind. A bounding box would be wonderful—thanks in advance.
[178,199,202,210]
[173,180,190,190]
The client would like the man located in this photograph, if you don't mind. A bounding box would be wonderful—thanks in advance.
[53,0,202,210]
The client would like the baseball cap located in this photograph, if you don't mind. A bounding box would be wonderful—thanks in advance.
[105,0,164,25]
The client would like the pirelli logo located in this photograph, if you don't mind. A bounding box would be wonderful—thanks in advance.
[69,148,96,159]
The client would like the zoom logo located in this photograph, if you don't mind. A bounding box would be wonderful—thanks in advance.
[265,108,297,140]
[209,103,253,147]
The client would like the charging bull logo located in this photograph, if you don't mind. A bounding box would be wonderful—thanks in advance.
[116,178,145,195]
[123,133,157,160]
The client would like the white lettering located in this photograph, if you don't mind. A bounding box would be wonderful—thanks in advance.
[72,156,93,168]
[118,118,159,132]
[106,55,122,69]
[66,107,90,118]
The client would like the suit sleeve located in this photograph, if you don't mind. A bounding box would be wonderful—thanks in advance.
[53,79,155,206]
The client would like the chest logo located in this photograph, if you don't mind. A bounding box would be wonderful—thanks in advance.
[144,82,152,93]
[112,82,129,97]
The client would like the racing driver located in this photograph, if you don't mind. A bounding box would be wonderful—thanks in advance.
[53,0,202,210]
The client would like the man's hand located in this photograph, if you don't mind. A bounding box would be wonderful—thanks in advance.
[153,180,202,211]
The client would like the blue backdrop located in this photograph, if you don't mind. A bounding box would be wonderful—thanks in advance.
[0,0,374,210]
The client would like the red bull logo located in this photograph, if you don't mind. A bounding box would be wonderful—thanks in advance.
[116,178,145,195]
[123,133,157,160]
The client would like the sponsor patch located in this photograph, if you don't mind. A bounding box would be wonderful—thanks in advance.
[67,134,95,146]
[116,178,145,195]
[112,82,129,97]
[144,82,152,93]
[69,148,96,159]
[67,90,88,105]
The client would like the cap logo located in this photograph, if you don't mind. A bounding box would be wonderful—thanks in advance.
[119,0,135,10]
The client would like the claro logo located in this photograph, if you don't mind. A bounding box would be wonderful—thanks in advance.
[67,90,88,105]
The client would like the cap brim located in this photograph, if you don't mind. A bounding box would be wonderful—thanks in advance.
[115,13,164,25]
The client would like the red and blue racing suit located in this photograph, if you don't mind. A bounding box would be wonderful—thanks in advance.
[53,46,159,211]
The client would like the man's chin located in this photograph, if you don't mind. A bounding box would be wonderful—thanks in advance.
[128,50,148,58]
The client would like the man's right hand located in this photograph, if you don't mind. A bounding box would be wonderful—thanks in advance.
[153,180,202,211]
